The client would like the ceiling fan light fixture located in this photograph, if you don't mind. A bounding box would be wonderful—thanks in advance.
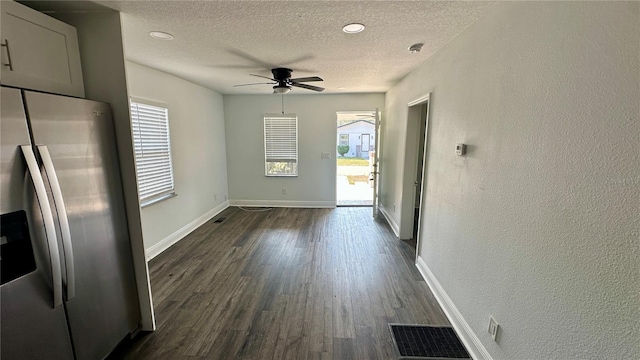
[149,31,174,40]
[342,23,365,34]
[409,43,424,54]
[273,85,291,94]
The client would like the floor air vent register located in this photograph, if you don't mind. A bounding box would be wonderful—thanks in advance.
[389,324,471,359]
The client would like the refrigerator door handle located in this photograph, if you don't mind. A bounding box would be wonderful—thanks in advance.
[37,145,75,301]
[20,145,64,308]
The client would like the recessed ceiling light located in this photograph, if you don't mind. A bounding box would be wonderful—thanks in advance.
[337,87,347,90]
[342,23,365,34]
[149,31,174,40]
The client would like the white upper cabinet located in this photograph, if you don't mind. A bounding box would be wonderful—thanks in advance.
[0,1,84,97]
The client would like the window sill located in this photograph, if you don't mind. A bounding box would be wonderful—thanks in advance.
[140,192,177,208]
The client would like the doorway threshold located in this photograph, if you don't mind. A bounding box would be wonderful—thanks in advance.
[337,200,373,207]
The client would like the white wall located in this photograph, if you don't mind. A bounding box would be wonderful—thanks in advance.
[224,94,384,207]
[383,2,639,359]
[126,62,229,257]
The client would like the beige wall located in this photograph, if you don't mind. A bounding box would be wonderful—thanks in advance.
[383,2,639,359]
[126,62,229,256]
[224,94,384,207]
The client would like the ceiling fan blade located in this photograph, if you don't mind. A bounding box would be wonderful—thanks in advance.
[227,48,275,69]
[233,82,276,87]
[291,82,325,92]
[280,54,315,67]
[290,76,323,83]
[250,74,276,81]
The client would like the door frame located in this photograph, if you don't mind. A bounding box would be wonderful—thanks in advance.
[399,93,431,256]
[335,110,378,207]
[372,109,380,216]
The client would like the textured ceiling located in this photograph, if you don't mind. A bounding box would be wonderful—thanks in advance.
[92,1,496,95]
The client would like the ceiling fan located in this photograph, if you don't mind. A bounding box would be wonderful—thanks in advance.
[233,68,324,94]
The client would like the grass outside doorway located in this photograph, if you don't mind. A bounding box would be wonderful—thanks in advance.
[337,157,369,166]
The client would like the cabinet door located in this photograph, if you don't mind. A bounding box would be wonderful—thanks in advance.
[0,1,84,97]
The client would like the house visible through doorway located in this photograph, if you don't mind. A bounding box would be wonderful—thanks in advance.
[336,111,376,206]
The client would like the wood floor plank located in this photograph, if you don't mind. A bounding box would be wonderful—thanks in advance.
[109,207,450,360]
[255,294,289,359]
[332,337,356,360]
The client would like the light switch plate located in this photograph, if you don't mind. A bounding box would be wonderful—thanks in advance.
[488,316,499,341]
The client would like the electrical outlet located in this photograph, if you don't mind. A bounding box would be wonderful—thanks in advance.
[282,188,287,195]
[488,316,499,341]
[321,152,331,159]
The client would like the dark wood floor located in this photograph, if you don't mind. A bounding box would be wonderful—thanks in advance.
[110,207,448,359]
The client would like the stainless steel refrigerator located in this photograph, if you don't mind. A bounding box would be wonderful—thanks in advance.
[1,86,140,359]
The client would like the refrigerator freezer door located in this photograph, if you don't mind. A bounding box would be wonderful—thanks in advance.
[1,87,31,215]
[24,90,141,360]
[1,87,74,360]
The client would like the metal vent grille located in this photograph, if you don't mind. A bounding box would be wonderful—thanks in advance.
[389,324,471,359]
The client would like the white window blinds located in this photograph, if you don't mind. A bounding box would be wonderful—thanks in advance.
[264,114,298,176]
[130,100,175,205]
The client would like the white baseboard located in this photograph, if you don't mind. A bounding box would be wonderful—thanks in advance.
[378,203,400,237]
[229,199,335,208]
[415,256,492,360]
[145,201,229,260]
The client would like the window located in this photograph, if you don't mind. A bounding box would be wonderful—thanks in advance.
[129,99,176,206]
[339,134,349,146]
[264,114,298,176]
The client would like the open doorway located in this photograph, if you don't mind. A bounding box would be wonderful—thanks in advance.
[411,103,428,247]
[336,111,377,206]
[399,94,431,255]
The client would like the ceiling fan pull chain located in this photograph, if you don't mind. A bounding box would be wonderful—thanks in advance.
[281,94,285,115]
